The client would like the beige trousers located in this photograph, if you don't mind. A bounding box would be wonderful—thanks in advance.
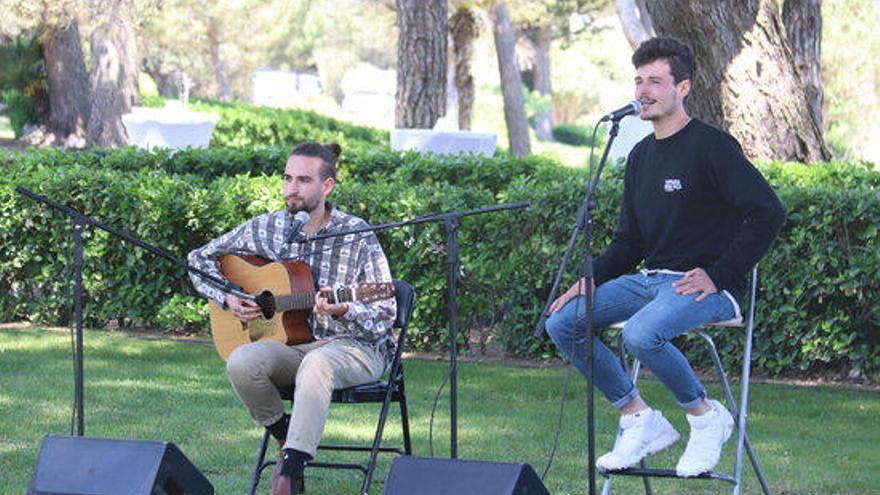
[226,338,386,456]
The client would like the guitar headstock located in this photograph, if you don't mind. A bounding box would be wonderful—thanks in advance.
[355,282,395,304]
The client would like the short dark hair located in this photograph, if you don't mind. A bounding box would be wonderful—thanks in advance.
[288,142,342,181]
[632,37,695,84]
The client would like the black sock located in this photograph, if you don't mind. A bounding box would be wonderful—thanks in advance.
[280,448,311,479]
[267,414,290,442]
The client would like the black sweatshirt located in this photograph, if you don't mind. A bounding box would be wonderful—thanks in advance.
[593,118,786,301]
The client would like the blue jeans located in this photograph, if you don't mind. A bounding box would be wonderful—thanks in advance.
[545,271,737,409]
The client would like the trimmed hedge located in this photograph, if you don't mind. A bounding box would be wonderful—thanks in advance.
[0,146,877,377]
[552,124,606,147]
[189,99,389,153]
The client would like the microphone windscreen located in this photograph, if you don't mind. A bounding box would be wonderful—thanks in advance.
[294,211,310,224]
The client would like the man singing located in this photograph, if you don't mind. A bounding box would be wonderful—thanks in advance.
[545,37,785,476]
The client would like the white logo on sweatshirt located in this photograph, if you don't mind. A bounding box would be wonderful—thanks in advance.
[664,179,682,192]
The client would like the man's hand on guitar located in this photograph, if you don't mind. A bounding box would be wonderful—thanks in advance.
[225,293,261,322]
[314,287,349,317]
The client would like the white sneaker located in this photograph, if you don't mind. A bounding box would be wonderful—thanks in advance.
[596,408,680,471]
[676,399,735,477]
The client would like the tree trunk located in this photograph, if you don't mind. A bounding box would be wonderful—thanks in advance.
[207,17,232,102]
[531,26,553,141]
[118,3,140,108]
[492,3,530,157]
[42,19,91,139]
[783,0,822,130]
[647,0,829,163]
[87,18,130,147]
[450,6,478,131]
[395,0,447,129]
[615,0,654,48]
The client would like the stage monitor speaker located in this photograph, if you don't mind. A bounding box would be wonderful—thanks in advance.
[382,456,549,495]
[28,434,213,495]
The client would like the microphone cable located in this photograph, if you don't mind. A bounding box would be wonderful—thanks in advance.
[539,118,604,481]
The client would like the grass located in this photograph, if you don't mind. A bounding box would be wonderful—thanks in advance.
[1,326,877,494]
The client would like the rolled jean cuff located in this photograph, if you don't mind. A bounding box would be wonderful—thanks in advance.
[610,386,641,410]
[678,388,707,410]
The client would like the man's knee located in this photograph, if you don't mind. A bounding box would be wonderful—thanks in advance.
[621,322,663,355]
[226,345,263,383]
[545,310,570,344]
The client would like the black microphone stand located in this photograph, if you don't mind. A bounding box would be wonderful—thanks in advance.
[305,200,531,458]
[15,186,250,436]
[533,118,623,495]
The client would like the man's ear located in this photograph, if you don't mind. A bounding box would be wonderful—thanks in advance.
[677,79,692,99]
[322,177,336,197]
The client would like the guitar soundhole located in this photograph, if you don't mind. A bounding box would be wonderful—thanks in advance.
[255,291,276,319]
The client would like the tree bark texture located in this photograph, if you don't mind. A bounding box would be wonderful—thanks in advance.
[530,26,553,142]
[113,0,140,109]
[207,17,232,102]
[395,0,447,129]
[648,0,829,163]
[783,0,822,129]
[87,17,130,147]
[492,3,530,157]
[43,19,91,138]
[450,6,478,131]
[615,0,653,48]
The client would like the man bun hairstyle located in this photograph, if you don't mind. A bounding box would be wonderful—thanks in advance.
[289,142,342,181]
[632,37,695,85]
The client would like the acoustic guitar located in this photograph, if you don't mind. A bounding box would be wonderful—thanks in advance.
[208,254,395,361]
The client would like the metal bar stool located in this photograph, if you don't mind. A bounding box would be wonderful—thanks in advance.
[600,267,772,495]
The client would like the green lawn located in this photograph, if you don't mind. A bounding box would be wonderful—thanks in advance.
[1,327,877,494]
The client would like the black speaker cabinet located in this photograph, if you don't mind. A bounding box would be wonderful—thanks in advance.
[28,434,213,495]
[382,456,550,495]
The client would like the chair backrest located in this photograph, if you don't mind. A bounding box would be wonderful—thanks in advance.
[392,280,415,332]
[387,280,415,377]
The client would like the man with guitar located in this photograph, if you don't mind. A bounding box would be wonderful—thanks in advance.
[188,142,396,495]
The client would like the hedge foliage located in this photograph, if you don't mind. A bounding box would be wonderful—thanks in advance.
[1,144,877,377]
[551,124,606,147]
[189,99,389,153]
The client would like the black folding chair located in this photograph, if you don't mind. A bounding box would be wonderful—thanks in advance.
[249,280,415,495]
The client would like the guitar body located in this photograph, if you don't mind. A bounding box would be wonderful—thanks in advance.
[209,255,313,361]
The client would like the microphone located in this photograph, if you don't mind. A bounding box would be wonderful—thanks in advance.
[600,100,642,122]
[286,211,310,243]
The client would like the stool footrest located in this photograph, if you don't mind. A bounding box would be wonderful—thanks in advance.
[600,467,736,485]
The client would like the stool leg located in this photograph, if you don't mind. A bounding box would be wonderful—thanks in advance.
[697,332,771,495]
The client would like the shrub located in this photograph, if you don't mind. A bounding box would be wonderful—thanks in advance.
[189,99,388,152]
[3,88,37,137]
[552,124,606,147]
[0,147,876,377]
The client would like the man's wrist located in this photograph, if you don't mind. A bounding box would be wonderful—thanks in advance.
[332,303,350,318]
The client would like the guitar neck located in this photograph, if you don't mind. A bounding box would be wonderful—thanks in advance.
[275,288,357,312]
